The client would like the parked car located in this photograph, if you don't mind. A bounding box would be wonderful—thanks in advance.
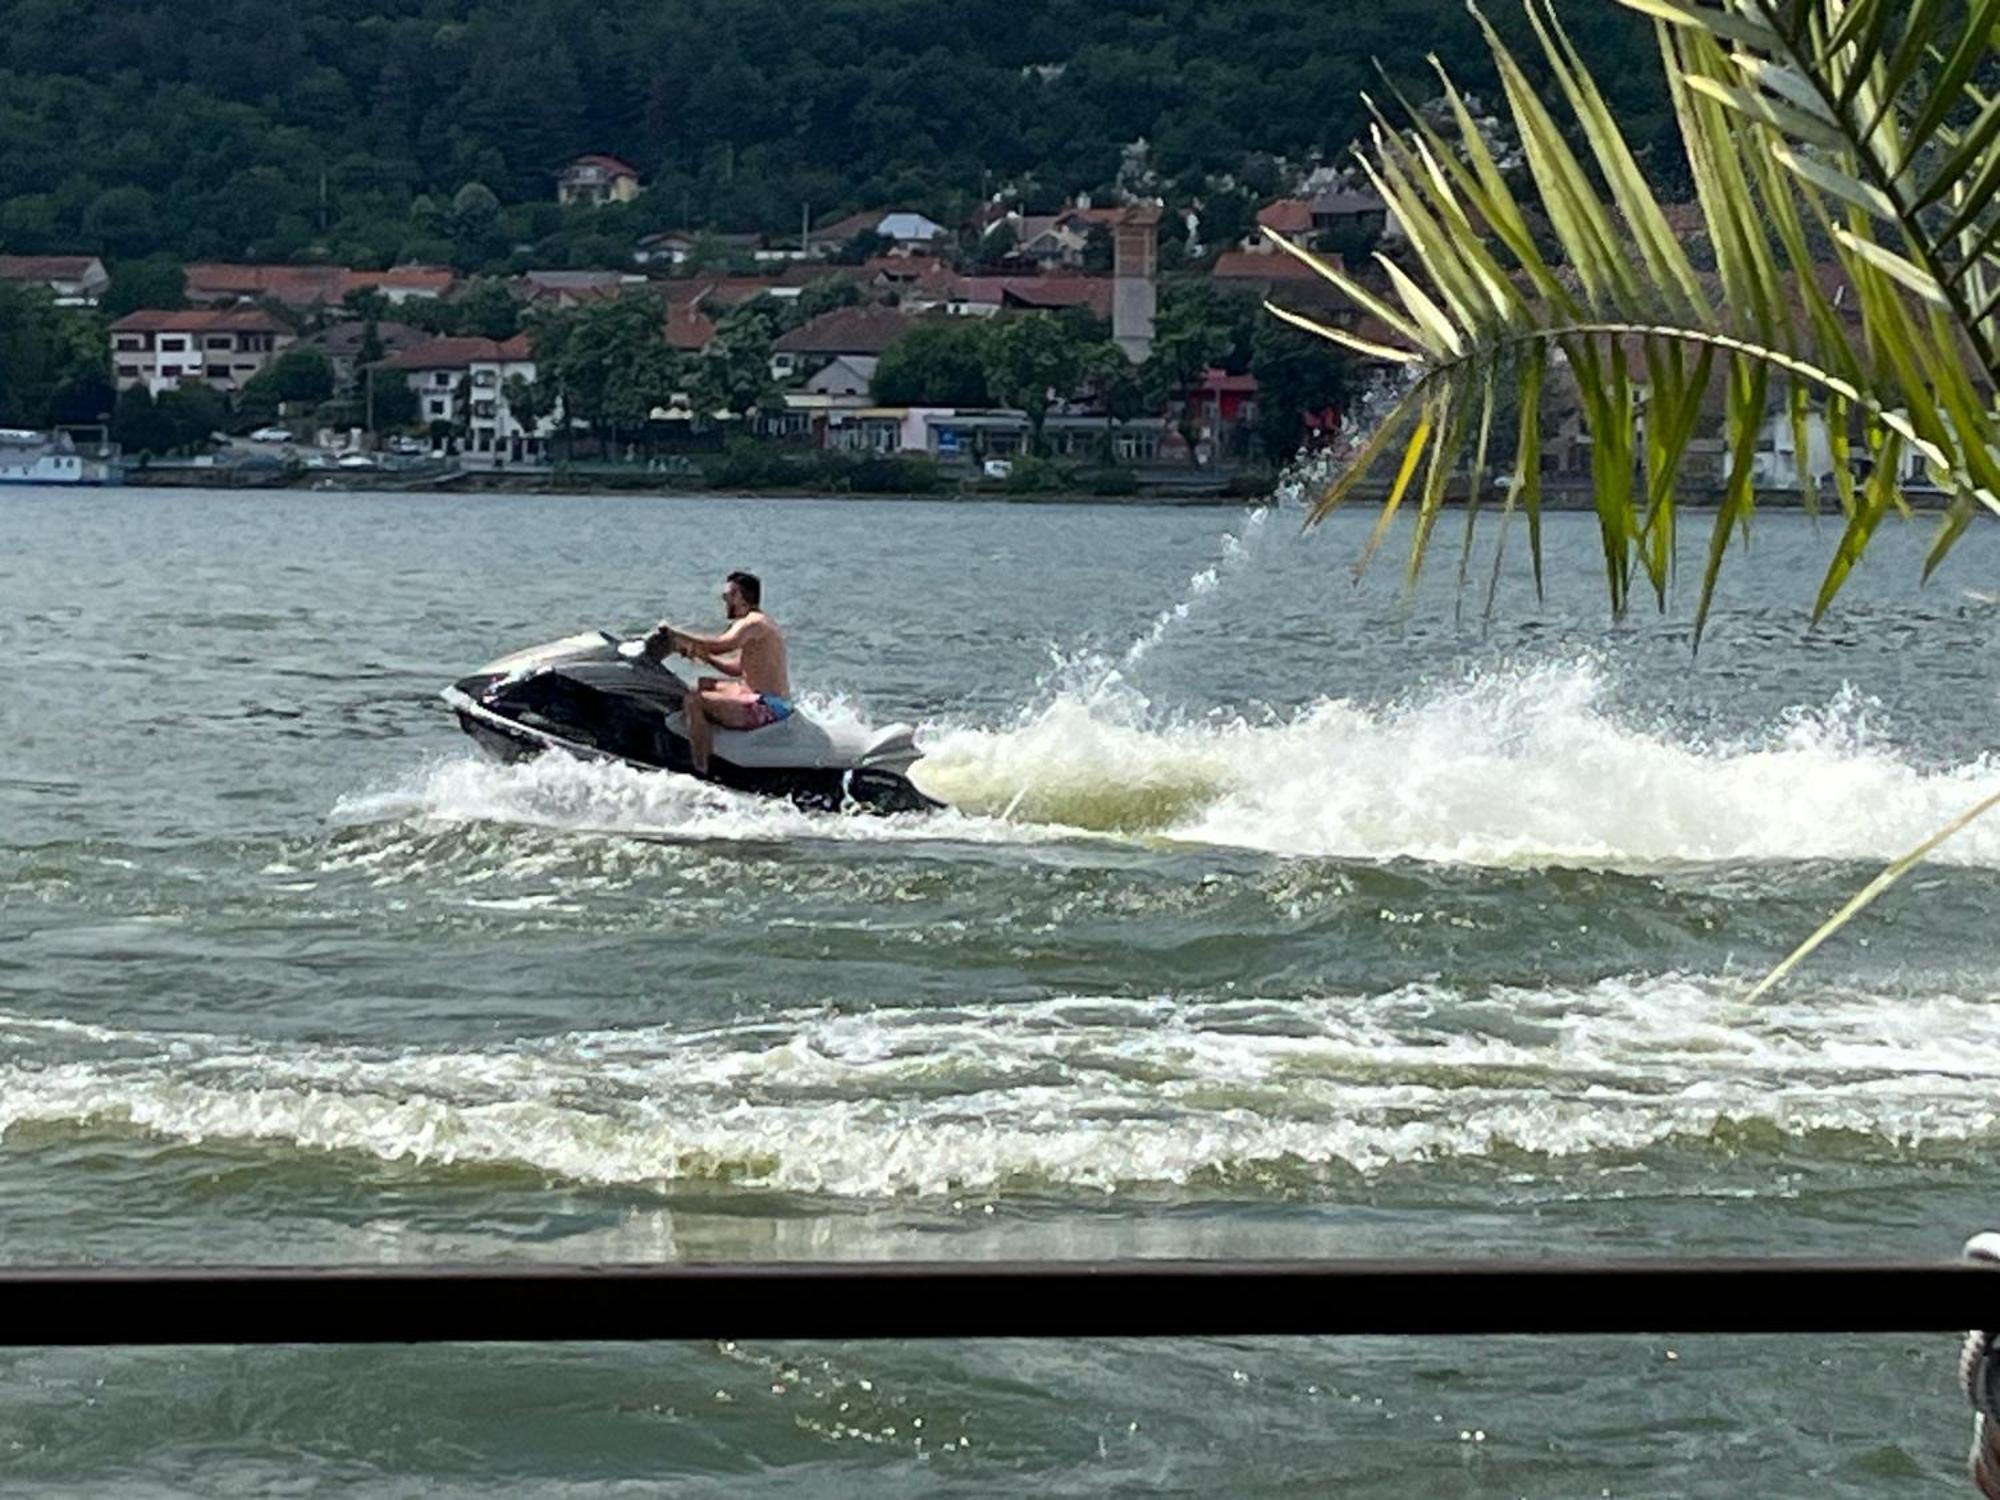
[386,435,427,455]
[982,458,1014,480]
[335,452,376,470]
[247,426,293,443]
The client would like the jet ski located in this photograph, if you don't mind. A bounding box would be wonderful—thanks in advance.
[442,630,943,815]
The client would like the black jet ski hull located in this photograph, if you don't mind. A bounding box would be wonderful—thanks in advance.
[449,694,942,816]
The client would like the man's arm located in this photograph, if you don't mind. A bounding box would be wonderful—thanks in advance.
[658,619,752,675]
[673,619,750,656]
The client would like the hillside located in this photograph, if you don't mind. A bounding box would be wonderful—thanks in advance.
[0,0,1668,269]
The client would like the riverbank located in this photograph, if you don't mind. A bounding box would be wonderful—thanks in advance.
[117,462,1943,510]
[120,461,1267,504]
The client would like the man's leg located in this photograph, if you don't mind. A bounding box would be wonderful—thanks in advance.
[683,691,713,775]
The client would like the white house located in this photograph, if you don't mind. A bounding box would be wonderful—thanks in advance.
[1750,405,1836,493]
[381,334,555,460]
[109,308,293,395]
[557,154,641,206]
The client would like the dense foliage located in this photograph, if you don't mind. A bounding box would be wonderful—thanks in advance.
[0,0,1668,269]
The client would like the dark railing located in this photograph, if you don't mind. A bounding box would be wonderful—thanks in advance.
[6,1258,1997,1346]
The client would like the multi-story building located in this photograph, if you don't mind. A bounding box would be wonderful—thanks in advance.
[556,154,641,206]
[108,308,293,395]
[381,335,552,461]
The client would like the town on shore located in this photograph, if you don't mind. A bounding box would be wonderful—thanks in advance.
[1,152,1865,500]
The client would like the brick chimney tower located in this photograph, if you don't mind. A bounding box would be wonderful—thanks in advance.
[1113,204,1160,363]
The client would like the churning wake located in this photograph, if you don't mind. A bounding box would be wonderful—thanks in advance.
[7,972,2000,1198]
[334,658,2000,871]
[323,483,2000,870]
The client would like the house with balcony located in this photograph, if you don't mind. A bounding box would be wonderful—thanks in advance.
[380,335,552,460]
[0,254,109,306]
[557,154,641,206]
[109,308,293,395]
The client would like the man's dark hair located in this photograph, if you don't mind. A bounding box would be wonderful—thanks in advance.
[727,570,762,607]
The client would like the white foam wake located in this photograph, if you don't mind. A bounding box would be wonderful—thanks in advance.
[343,654,2000,869]
[6,975,2000,1197]
[919,660,2000,866]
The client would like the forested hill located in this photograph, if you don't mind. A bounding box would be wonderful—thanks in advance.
[0,0,1668,268]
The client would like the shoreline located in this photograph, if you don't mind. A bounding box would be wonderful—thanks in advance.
[117,465,1265,505]
[102,466,1957,511]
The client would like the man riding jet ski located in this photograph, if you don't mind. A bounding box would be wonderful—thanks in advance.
[440,571,941,815]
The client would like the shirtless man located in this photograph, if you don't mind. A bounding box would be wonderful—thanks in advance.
[644,570,791,777]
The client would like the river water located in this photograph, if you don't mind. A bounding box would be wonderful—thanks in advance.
[4,486,2000,1495]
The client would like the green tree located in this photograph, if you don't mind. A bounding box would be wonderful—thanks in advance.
[1145,280,1233,465]
[873,319,994,406]
[269,347,334,405]
[369,373,420,431]
[82,187,160,259]
[448,182,506,268]
[974,221,1019,272]
[102,257,186,319]
[694,316,777,417]
[110,384,175,457]
[1249,317,1351,463]
[451,278,524,340]
[531,292,680,452]
[983,313,1083,454]
[0,285,108,428]
[157,383,226,452]
[499,372,552,437]
[831,228,892,265]
[1083,341,1150,460]
[235,370,280,430]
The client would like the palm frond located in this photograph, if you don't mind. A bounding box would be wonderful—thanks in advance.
[1278,0,2000,636]
[1274,0,2000,998]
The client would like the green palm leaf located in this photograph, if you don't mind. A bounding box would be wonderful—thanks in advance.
[1275,0,2000,997]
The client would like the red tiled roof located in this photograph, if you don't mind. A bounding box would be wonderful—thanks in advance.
[1211,249,1339,280]
[108,307,289,333]
[0,254,102,281]
[1256,199,1314,235]
[773,305,914,356]
[379,335,531,370]
[566,153,639,178]
[1001,277,1113,318]
[815,210,897,243]
[665,301,716,351]
[184,262,350,306]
